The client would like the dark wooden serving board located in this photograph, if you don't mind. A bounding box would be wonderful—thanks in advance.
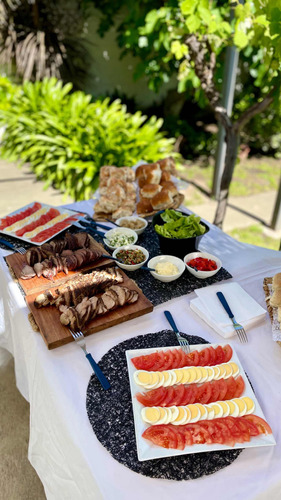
[5,235,113,296]
[26,270,153,349]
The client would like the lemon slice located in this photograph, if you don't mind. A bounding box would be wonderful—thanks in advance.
[226,400,239,417]
[162,371,172,387]
[221,363,233,379]
[209,402,224,418]
[205,404,215,420]
[229,362,239,377]
[141,407,161,424]
[242,397,255,415]
[187,404,201,423]
[181,368,190,384]
[172,406,188,425]
[212,366,221,380]
[194,403,208,420]
[134,370,151,386]
[217,400,230,417]
[174,369,184,384]
[206,367,215,382]
[187,368,197,384]
[233,398,247,417]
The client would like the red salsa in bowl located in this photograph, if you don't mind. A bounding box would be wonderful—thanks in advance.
[186,257,217,272]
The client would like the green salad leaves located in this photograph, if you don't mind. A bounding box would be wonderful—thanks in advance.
[154,209,206,239]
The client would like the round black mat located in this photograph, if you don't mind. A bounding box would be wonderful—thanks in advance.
[86,331,242,480]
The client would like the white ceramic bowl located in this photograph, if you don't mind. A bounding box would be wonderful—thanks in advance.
[112,244,149,271]
[148,255,186,282]
[115,216,148,235]
[103,227,138,250]
[183,251,222,279]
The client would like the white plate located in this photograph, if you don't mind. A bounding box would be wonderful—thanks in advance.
[126,343,276,462]
[0,202,81,246]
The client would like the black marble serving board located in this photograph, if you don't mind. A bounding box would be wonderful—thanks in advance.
[93,223,233,306]
[86,331,242,480]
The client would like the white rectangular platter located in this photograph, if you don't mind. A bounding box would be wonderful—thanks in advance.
[0,202,81,246]
[126,343,276,462]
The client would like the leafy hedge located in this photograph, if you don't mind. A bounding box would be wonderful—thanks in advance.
[0,78,177,200]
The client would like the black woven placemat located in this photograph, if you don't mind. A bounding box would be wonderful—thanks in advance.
[86,330,242,481]
[92,223,232,306]
[0,222,232,308]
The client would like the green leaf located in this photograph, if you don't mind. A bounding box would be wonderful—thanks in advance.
[234,29,249,49]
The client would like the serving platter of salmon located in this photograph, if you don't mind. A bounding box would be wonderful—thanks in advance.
[0,201,81,245]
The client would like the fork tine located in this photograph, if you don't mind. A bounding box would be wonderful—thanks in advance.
[237,328,248,343]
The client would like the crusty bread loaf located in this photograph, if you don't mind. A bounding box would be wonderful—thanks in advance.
[151,189,173,210]
[273,272,281,290]
[270,288,281,307]
[140,183,162,199]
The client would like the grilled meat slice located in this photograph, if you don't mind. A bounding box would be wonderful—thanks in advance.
[34,267,124,308]
[59,285,139,329]
[25,232,91,267]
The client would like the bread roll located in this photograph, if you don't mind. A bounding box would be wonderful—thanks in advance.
[140,183,162,199]
[160,181,178,197]
[137,197,153,214]
[161,171,171,183]
[270,288,281,307]
[273,272,281,290]
[136,164,150,180]
[120,166,135,182]
[151,189,173,210]
[144,164,161,184]
[158,157,176,174]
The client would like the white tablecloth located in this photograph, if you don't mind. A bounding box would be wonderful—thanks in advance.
[1,200,281,500]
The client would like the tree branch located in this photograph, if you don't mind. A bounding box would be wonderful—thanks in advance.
[234,92,274,133]
[185,34,220,109]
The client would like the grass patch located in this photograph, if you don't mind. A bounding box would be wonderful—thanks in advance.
[179,156,281,197]
[227,224,280,251]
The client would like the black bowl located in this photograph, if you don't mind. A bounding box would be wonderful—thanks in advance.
[152,210,210,259]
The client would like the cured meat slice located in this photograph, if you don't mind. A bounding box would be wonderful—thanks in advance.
[0,202,42,230]
[15,208,60,237]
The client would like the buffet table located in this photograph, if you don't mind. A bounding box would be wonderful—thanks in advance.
[0,199,281,500]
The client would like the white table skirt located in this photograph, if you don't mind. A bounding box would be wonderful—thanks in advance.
[1,200,281,500]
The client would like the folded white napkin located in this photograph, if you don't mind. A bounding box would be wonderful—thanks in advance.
[190,282,267,338]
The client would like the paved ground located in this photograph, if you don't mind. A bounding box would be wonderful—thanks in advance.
[0,158,280,239]
[0,160,73,218]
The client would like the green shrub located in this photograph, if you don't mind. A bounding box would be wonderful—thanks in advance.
[0,78,178,200]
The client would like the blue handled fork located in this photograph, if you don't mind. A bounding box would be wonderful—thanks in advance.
[216,292,248,343]
[69,329,111,390]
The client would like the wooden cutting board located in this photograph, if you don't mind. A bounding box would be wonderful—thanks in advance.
[26,270,153,349]
[5,235,113,295]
